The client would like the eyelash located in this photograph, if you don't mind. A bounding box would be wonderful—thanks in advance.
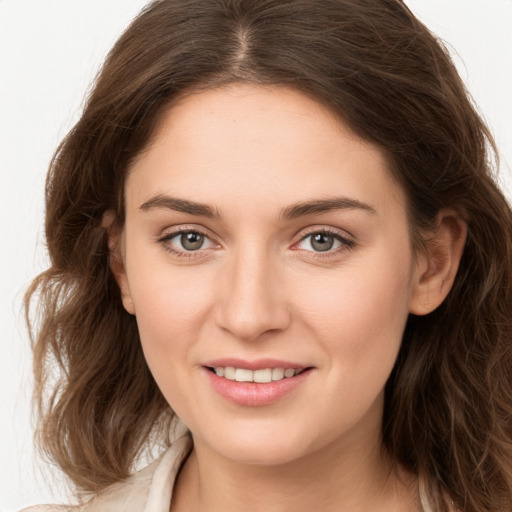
[157,228,218,258]
[157,226,356,259]
[293,228,356,256]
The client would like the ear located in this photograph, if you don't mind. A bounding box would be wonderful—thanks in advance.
[102,210,136,315]
[409,209,467,315]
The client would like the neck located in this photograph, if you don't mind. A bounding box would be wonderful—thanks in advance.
[171,422,420,512]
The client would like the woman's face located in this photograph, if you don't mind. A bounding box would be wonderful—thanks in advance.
[117,84,424,465]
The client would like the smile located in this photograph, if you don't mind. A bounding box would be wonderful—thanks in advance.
[205,365,313,406]
[211,367,303,383]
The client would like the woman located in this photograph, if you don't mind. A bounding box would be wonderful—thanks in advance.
[23,0,512,511]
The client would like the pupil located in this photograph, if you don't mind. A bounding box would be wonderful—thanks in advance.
[181,232,204,250]
[311,233,334,252]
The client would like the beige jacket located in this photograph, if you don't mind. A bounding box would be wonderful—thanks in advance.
[21,434,192,512]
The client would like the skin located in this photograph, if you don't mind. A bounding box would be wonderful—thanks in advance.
[112,84,466,512]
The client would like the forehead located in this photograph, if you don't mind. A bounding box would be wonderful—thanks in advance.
[125,84,404,217]
[145,84,362,161]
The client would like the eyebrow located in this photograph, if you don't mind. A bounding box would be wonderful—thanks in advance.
[139,195,376,219]
[139,195,219,217]
[280,197,377,219]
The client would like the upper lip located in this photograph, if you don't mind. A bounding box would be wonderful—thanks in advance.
[202,358,311,371]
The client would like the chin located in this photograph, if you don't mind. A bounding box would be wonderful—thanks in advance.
[191,419,321,466]
[217,440,308,466]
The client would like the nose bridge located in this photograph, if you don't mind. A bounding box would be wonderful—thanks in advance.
[216,240,289,341]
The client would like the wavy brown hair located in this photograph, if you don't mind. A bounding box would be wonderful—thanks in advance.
[26,0,512,510]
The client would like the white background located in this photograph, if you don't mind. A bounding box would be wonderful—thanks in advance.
[1,1,511,510]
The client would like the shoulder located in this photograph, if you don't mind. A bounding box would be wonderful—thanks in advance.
[20,432,192,512]
[84,435,191,511]
[18,456,165,512]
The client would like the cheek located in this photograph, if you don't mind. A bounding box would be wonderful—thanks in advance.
[124,251,215,365]
[293,251,413,373]
[126,265,217,412]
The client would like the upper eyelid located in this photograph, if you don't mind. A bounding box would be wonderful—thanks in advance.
[294,225,355,241]
[158,224,217,240]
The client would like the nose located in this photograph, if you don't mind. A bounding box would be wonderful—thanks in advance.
[214,246,291,342]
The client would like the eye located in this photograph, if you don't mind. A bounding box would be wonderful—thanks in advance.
[178,231,207,251]
[159,229,216,254]
[296,229,354,253]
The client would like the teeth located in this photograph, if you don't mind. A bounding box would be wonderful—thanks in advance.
[271,368,284,380]
[235,368,253,382]
[213,366,300,382]
[254,369,272,383]
[224,367,236,380]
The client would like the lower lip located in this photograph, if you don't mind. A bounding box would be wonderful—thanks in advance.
[204,368,312,406]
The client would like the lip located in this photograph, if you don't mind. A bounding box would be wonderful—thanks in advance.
[202,360,314,407]
[202,358,309,371]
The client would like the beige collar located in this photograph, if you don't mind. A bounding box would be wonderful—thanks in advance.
[80,434,192,512]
